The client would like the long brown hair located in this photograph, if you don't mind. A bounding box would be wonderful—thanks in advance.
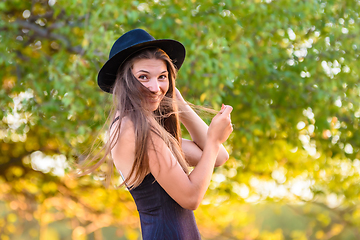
[77,48,189,188]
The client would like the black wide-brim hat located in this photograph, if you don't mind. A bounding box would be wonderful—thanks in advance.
[97,29,186,93]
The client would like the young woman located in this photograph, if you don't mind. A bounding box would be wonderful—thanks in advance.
[95,29,233,239]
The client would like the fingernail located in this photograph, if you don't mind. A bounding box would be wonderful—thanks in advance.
[221,104,224,110]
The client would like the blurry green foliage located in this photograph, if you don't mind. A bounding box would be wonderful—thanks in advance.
[1,0,360,239]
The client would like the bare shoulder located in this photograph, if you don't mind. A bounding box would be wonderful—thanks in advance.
[111,116,135,149]
[110,116,136,178]
[110,116,134,137]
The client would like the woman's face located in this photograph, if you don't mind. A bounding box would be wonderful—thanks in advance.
[132,58,169,111]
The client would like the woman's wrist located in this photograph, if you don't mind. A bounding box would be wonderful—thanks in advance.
[203,139,221,164]
[175,88,188,113]
[205,134,222,148]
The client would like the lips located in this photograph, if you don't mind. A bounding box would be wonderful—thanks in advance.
[148,95,163,103]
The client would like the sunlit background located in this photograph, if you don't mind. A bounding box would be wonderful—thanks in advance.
[1,0,360,239]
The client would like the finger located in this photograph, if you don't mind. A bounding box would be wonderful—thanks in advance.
[219,104,225,114]
[221,105,233,116]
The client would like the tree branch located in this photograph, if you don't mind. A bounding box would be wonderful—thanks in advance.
[14,20,83,54]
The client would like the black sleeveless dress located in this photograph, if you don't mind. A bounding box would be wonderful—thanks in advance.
[129,173,201,240]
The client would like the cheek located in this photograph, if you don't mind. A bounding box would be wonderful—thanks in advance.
[137,80,148,89]
[162,81,170,93]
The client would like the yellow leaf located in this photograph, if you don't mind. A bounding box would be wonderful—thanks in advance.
[82,38,89,47]
[315,230,324,239]
[72,226,86,240]
[200,93,206,103]
[43,227,60,240]
[126,228,139,240]
[330,224,344,235]
[7,213,17,223]
[2,76,16,90]
[1,235,10,240]
[73,27,81,35]
[10,166,24,177]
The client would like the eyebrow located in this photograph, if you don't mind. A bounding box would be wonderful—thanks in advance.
[136,70,168,74]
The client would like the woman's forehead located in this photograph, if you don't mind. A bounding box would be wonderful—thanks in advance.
[132,58,167,72]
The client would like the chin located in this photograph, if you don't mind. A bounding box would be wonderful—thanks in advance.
[149,104,160,112]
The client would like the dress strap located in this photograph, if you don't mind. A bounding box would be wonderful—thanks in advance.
[110,116,120,129]
[118,169,129,188]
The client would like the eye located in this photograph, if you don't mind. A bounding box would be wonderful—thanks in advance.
[138,75,148,80]
[159,75,168,80]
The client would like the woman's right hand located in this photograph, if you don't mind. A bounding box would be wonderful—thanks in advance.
[207,104,233,144]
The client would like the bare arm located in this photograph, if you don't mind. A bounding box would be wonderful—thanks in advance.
[176,88,229,167]
[149,105,233,210]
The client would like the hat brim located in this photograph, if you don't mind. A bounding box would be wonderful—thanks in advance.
[97,39,186,93]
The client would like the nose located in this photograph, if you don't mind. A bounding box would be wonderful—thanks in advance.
[147,78,160,93]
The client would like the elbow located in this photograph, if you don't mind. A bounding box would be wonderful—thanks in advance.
[180,195,202,210]
[214,151,229,167]
[187,205,200,211]
[182,200,201,211]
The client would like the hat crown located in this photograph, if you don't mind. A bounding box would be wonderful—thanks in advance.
[98,28,185,93]
[109,29,155,59]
